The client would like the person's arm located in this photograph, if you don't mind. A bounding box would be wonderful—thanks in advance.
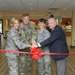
[31,29,51,48]
[40,28,61,47]
[31,27,62,48]
[12,33,30,49]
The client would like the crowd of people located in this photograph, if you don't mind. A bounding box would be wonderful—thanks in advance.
[5,14,69,75]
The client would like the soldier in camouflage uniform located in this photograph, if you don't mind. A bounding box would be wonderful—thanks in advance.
[5,18,30,75]
[36,18,51,75]
[19,14,37,75]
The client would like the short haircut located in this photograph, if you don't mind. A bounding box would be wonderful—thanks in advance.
[22,13,30,17]
[50,14,54,18]
[38,18,46,23]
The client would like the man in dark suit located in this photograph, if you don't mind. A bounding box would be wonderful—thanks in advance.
[31,17,69,75]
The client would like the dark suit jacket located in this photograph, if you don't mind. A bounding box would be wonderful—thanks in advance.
[46,26,51,32]
[40,25,69,60]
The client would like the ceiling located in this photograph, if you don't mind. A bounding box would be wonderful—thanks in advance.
[0,0,75,19]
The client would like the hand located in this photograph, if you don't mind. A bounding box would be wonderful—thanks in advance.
[31,44,38,48]
[31,39,37,45]
[31,39,38,48]
[28,45,32,48]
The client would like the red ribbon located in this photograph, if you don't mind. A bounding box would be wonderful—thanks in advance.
[0,49,75,60]
[0,50,30,54]
[30,48,42,60]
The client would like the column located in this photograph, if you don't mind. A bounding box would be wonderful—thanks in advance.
[71,11,75,47]
[0,34,4,49]
[3,19,9,38]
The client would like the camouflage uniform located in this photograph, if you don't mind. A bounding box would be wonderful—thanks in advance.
[5,27,29,75]
[19,22,37,75]
[37,28,51,75]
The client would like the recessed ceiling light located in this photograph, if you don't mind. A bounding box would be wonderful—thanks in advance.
[47,12,52,14]
[28,3,32,5]
[63,8,67,10]
[56,12,59,14]
[30,8,33,10]
[73,3,75,5]
[49,8,58,10]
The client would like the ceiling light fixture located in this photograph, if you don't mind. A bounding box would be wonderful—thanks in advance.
[63,8,67,10]
[30,8,33,10]
[73,3,75,5]
[49,8,58,10]
[28,3,32,5]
